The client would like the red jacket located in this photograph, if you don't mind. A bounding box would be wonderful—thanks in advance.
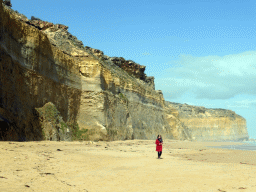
[155,139,162,151]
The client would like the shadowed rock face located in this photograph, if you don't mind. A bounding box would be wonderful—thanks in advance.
[0,1,81,141]
[0,0,249,141]
[102,56,148,82]
[3,0,11,7]
[165,102,249,142]
[0,119,9,140]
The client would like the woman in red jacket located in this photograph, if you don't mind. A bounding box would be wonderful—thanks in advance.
[155,135,163,159]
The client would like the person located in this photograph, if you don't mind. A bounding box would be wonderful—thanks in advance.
[159,135,163,143]
[155,135,163,159]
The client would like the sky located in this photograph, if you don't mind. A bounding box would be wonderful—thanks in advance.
[11,0,256,139]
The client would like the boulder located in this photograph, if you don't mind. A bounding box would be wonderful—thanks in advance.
[145,76,155,89]
[27,19,54,30]
[31,16,41,20]
[3,0,11,7]
[55,24,68,30]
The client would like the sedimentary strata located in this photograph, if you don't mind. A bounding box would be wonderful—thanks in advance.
[0,1,81,141]
[0,1,173,141]
[166,102,249,141]
[0,0,249,142]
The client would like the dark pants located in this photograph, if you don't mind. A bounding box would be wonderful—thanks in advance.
[158,151,162,158]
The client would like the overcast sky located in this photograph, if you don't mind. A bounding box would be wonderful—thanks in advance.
[11,0,256,139]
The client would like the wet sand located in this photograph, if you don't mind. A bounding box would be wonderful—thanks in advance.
[1,139,256,192]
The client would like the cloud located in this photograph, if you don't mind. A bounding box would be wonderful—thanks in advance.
[156,51,256,100]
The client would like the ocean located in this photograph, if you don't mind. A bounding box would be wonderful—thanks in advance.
[207,140,256,151]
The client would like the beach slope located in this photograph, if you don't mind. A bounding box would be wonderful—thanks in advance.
[1,140,255,192]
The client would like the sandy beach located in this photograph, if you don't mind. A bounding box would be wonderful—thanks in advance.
[1,139,256,192]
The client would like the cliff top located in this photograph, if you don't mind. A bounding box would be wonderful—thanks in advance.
[165,101,244,119]
[1,1,155,88]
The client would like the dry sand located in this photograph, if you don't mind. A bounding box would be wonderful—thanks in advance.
[0,139,256,192]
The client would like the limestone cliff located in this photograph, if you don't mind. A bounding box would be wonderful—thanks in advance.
[0,1,175,141]
[0,1,249,142]
[165,102,249,141]
[0,1,81,140]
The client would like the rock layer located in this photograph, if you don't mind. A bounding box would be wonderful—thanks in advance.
[0,2,172,141]
[166,102,249,141]
[0,2,81,140]
[0,1,249,142]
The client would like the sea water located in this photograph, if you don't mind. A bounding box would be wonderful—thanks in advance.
[207,139,256,151]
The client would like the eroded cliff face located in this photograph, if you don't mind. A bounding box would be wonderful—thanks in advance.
[0,1,249,142]
[0,1,81,140]
[0,1,178,141]
[164,104,192,141]
[166,102,249,141]
[39,24,170,140]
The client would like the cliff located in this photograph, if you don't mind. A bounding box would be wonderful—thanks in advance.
[165,102,249,141]
[0,1,174,141]
[0,1,249,142]
[0,1,82,141]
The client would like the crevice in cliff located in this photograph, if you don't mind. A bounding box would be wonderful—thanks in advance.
[0,113,30,141]
[0,118,10,141]
[180,122,192,141]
